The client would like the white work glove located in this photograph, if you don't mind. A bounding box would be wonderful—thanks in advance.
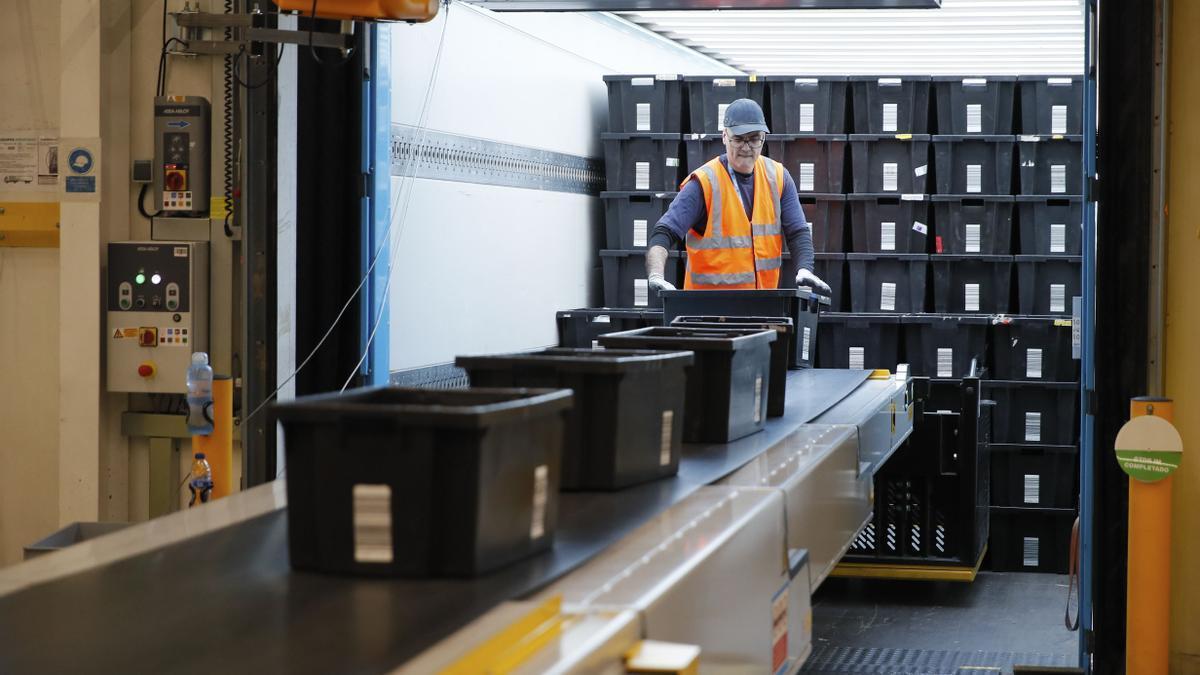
[796,268,831,296]
[647,273,676,293]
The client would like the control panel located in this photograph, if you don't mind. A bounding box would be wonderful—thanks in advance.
[153,95,210,216]
[107,241,209,393]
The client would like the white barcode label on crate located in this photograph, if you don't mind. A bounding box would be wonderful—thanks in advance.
[636,103,651,131]
[1051,165,1067,193]
[1050,283,1066,313]
[1023,537,1040,567]
[1050,223,1067,253]
[633,219,648,247]
[965,283,981,312]
[660,410,674,466]
[717,103,729,131]
[881,221,896,251]
[592,339,600,349]
[966,223,982,253]
[797,78,818,86]
[665,157,679,167]
[881,282,897,311]
[531,465,549,540]
[883,103,898,132]
[353,484,393,564]
[802,326,812,362]
[937,347,954,378]
[1052,105,1069,135]
[913,220,928,235]
[1025,412,1042,442]
[753,375,763,423]
[966,164,983,193]
[799,163,815,191]
[883,163,899,191]
[1027,348,1044,379]
[914,164,928,177]
[849,346,866,370]
[1024,474,1041,504]
[635,162,650,190]
[634,278,649,307]
[715,78,736,87]
[1049,77,1073,85]
[800,103,815,132]
[631,77,653,87]
[966,104,982,133]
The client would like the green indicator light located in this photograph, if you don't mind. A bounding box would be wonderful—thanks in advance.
[135,273,146,285]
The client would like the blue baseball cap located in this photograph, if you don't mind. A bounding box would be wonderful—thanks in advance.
[724,98,770,136]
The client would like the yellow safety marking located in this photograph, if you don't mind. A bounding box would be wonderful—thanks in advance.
[895,133,913,140]
[441,596,565,675]
[209,196,229,220]
[869,369,892,380]
[625,640,701,674]
[0,202,59,248]
[831,545,987,583]
[1054,319,1073,327]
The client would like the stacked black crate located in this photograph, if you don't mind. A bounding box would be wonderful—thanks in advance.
[819,76,930,371]
[598,75,687,309]
[986,75,1084,574]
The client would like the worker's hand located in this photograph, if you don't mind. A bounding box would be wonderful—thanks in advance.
[795,268,831,296]
[648,273,677,294]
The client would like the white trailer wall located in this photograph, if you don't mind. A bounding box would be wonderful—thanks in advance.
[387,6,737,373]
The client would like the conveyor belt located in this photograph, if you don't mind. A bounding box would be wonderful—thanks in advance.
[0,369,870,675]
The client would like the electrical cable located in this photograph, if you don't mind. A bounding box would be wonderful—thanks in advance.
[242,7,454,455]
[157,37,190,97]
[222,0,235,237]
[232,43,285,90]
[137,183,162,221]
[307,0,355,67]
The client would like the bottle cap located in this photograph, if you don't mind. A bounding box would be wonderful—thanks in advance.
[195,452,206,460]
[191,352,209,366]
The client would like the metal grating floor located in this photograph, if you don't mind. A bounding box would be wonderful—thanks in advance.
[803,646,1073,674]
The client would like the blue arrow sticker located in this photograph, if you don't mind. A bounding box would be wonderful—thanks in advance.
[166,120,190,129]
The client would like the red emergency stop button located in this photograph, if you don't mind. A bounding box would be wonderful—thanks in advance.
[138,363,156,378]
[139,327,158,347]
[165,169,187,191]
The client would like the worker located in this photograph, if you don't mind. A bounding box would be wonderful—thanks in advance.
[645,98,830,295]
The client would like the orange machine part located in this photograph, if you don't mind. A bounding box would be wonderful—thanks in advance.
[273,0,439,22]
[1126,399,1173,675]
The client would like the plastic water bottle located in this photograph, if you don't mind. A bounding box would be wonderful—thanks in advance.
[186,352,214,435]
[188,452,213,507]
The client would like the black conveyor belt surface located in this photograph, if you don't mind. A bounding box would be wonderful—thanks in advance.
[0,369,870,675]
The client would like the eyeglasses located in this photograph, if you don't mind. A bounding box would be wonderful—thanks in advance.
[728,134,766,148]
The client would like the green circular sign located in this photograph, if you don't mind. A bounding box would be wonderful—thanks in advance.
[1115,415,1183,483]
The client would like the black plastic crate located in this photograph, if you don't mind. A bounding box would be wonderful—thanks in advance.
[815,312,902,371]
[765,134,848,193]
[456,349,692,490]
[990,444,1078,509]
[1015,254,1082,316]
[849,76,932,134]
[273,386,573,577]
[684,76,766,134]
[984,380,1079,445]
[929,254,1013,314]
[670,316,793,415]
[902,314,989,379]
[988,506,1076,573]
[990,315,1078,382]
[604,74,685,134]
[931,135,1016,195]
[1016,196,1083,255]
[848,134,931,194]
[600,249,685,309]
[556,308,664,349]
[931,195,1014,255]
[847,253,928,313]
[1018,75,1084,135]
[766,76,849,134]
[1017,136,1084,196]
[598,326,776,443]
[660,288,824,368]
[848,194,930,254]
[802,194,848,252]
[601,133,684,191]
[601,191,677,250]
[682,134,726,176]
[933,76,1016,134]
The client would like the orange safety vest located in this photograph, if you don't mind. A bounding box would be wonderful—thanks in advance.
[682,155,786,290]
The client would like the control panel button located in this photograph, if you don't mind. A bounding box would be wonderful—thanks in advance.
[137,363,156,378]
[138,327,157,347]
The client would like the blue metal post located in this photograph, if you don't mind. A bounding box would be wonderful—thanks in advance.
[366,25,391,386]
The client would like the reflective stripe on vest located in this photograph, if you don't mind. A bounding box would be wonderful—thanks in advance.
[683,156,786,290]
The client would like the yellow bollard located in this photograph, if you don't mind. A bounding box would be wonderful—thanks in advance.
[1124,397,1177,675]
[192,376,234,500]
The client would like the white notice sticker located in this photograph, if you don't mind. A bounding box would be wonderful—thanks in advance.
[849,346,866,370]
[635,161,650,190]
[633,219,648,247]
[1050,284,1066,313]
[799,163,815,191]
[800,103,815,133]
[966,223,982,253]
[967,104,982,133]
[1051,165,1067,193]
[531,465,548,539]
[353,484,393,564]
[883,103,898,132]
[634,278,649,307]
[631,77,654,87]
[912,220,928,235]
[914,164,928,177]
[659,410,674,466]
[937,347,954,378]
[665,157,679,167]
[1027,348,1044,379]
[883,163,899,191]
[967,164,982,193]
[965,283,981,312]
[881,221,896,251]
[1050,224,1067,253]
[636,103,651,131]
[881,282,897,311]
[717,103,730,131]
[1052,105,1068,135]
[1025,412,1042,442]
